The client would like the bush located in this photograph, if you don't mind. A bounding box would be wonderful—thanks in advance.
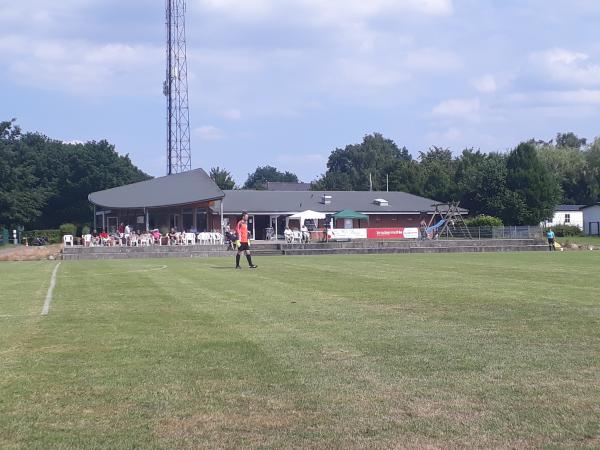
[465,215,503,227]
[82,225,90,236]
[59,223,77,237]
[22,229,62,244]
[545,224,582,237]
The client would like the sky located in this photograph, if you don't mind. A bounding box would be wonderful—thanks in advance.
[2,0,600,184]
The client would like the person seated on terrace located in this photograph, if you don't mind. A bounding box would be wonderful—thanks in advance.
[284,226,293,243]
[151,229,161,245]
[301,224,310,243]
[91,229,100,246]
[99,229,110,246]
[168,228,177,245]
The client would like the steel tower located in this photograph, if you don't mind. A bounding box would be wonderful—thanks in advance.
[164,0,191,175]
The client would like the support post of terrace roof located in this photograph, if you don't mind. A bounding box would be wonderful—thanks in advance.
[220,200,224,236]
[93,205,97,231]
[145,208,149,232]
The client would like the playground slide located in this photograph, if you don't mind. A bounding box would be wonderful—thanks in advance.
[426,219,445,234]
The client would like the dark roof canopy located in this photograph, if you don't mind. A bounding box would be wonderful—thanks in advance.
[89,168,224,209]
[555,204,585,211]
[220,190,465,215]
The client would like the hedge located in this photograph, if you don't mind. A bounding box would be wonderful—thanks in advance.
[59,223,77,237]
[465,215,503,227]
[545,224,582,237]
[21,229,62,244]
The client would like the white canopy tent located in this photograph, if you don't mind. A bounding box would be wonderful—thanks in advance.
[287,210,326,227]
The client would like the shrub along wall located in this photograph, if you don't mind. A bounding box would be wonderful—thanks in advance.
[22,229,62,244]
[545,224,582,237]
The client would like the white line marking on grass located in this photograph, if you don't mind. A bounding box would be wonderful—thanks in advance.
[59,265,168,278]
[41,262,61,316]
[0,314,38,319]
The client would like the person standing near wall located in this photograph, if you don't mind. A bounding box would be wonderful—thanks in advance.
[546,228,556,251]
[236,211,258,269]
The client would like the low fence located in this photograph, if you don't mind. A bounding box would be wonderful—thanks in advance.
[325,226,544,241]
[436,226,544,240]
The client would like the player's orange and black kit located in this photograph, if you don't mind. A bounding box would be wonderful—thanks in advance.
[235,217,257,268]
[236,220,250,252]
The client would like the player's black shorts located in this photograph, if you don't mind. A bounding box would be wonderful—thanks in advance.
[238,242,250,251]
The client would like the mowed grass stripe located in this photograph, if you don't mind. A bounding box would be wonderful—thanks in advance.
[1,253,600,449]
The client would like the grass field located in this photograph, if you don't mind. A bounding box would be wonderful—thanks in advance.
[560,235,600,247]
[2,253,600,449]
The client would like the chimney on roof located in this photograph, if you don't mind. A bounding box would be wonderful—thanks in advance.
[321,194,332,205]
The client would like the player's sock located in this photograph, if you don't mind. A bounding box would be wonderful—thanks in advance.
[236,254,241,267]
[246,254,254,266]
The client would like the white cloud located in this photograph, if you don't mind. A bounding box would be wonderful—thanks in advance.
[194,0,453,22]
[0,35,162,95]
[425,127,463,143]
[432,98,480,119]
[530,48,600,87]
[471,75,498,93]
[404,48,460,71]
[194,125,226,140]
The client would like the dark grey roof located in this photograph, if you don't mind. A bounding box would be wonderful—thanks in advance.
[266,182,312,191]
[220,190,466,214]
[89,168,224,208]
[555,204,585,211]
[581,203,600,209]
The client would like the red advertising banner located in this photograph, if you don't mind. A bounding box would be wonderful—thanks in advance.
[367,227,419,239]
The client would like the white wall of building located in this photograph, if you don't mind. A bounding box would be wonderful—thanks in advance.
[545,210,584,229]
[582,205,600,235]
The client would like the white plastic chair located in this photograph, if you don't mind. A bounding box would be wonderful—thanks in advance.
[185,232,196,245]
[63,234,74,246]
[292,230,302,243]
[211,232,223,245]
[197,232,209,245]
[284,229,293,243]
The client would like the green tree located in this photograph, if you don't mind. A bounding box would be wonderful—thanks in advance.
[386,160,424,195]
[315,133,412,191]
[536,144,590,204]
[243,165,298,190]
[418,146,456,201]
[0,120,150,229]
[209,167,236,190]
[504,142,561,225]
[584,137,600,203]
[455,150,509,217]
[555,132,587,150]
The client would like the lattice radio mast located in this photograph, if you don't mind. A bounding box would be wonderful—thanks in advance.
[164,0,191,175]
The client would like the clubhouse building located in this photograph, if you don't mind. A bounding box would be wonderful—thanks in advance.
[89,169,465,239]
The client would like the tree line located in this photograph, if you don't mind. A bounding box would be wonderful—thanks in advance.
[2,117,599,229]
[213,132,600,225]
[0,119,150,230]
